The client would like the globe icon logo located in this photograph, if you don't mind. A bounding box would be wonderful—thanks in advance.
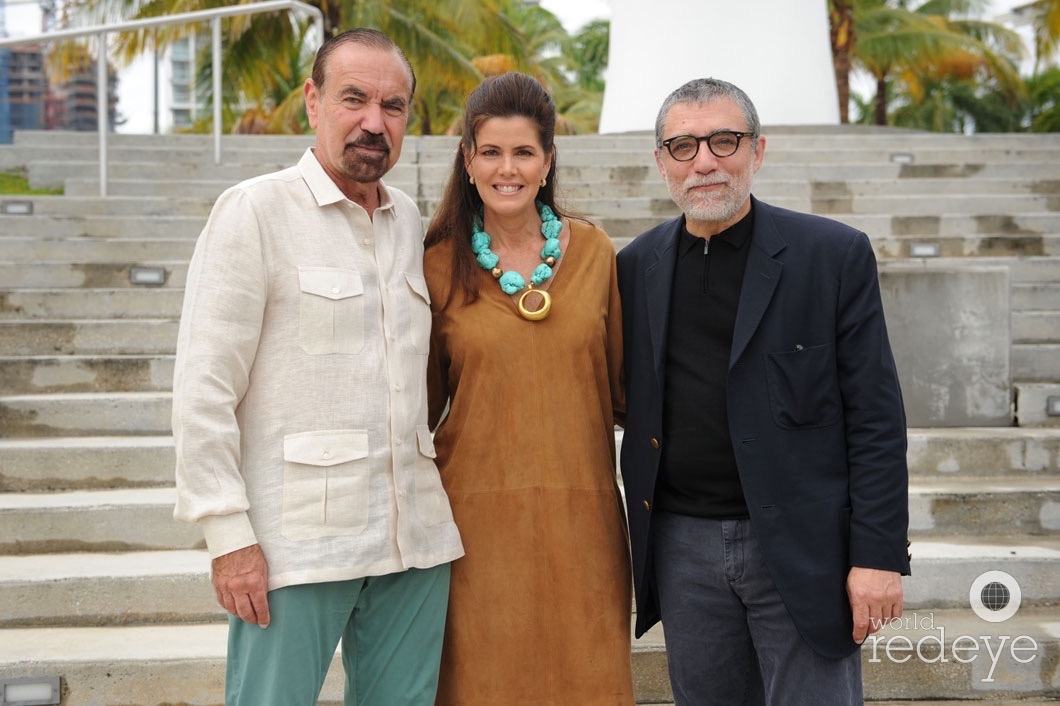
[980,581,1010,612]
[969,571,1021,622]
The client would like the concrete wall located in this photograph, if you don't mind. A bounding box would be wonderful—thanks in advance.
[880,264,1012,427]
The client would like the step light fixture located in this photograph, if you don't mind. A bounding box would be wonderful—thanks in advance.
[0,200,33,215]
[129,265,167,286]
[1047,396,1060,417]
[1,676,60,706]
[908,241,941,258]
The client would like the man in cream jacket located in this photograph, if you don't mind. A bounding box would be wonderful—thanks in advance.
[172,28,462,706]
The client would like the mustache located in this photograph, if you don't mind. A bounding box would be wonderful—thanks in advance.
[685,176,728,188]
[348,135,389,152]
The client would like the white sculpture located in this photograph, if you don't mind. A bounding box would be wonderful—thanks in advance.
[598,0,840,132]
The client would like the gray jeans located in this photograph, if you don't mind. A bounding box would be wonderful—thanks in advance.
[652,512,862,706]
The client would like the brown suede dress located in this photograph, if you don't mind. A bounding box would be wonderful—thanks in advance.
[425,220,635,705]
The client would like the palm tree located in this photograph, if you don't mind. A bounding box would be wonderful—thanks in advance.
[58,0,533,134]
[1026,0,1060,70]
[830,0,1025,127]
[829,0,857,122]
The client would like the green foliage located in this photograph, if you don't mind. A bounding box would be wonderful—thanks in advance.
[1026,66,1060,131]
[0,170,63,195]
[833,0,1060,132]
[570,19,609,93]
[62,0,609,135]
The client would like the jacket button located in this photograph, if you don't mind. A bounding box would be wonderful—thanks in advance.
[642,500,651,511]
[650,438,660,449]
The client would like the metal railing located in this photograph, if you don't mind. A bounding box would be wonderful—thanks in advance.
[0,0,325,196]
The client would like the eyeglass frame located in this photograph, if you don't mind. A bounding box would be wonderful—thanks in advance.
[659,129,757,161]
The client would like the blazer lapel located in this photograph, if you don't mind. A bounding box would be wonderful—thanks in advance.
[644,221,680,391]
[730,200,785,368]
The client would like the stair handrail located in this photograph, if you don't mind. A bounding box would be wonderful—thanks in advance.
[0,0,325,196]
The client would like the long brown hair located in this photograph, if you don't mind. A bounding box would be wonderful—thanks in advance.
[425,72,569,305]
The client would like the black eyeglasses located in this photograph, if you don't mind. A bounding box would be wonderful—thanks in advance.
[660,130,755,161]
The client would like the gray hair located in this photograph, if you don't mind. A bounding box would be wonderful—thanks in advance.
[654,78,761,148]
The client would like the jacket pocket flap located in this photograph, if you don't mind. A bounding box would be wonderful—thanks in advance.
[404,272,431,304]
[299,267,364,300]
[284,430,369,467]
[416,425,437,459]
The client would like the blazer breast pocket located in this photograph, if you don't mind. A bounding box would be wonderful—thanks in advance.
[765,342,842,429]
[298,267,364,355]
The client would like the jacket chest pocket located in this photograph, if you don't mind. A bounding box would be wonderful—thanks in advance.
[281,429,371,541]
[765,342,842,429]
[298,267,364,355]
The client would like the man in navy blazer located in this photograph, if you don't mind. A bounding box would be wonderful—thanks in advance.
[616,78,910,705]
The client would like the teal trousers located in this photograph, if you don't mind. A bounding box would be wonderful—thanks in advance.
[225,564,451,706]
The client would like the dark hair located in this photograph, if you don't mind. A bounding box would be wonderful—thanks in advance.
[425,72,569,305]
[311,28,416,99]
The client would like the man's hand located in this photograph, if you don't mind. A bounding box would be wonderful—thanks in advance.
[212,544,271,628]
[847,566,903,644]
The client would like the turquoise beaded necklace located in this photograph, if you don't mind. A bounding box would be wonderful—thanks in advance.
[470,201,563,321]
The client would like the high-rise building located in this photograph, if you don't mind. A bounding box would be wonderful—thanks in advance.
[0,41,119,138]
[7,43,46,131]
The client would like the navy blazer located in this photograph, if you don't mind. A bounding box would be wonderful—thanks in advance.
[616,197,911,659]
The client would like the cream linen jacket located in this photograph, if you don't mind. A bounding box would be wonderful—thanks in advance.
[173,148,463,590]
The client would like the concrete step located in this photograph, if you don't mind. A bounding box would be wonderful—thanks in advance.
[0,550,216,627]
[0,236,196,262]
[0,487,201,553]
[903,537,1060,609]
[26,160,419,190]
[640,606,1060,701]
[2,194,215,217]
[1013,344,1060,382]
[1016,383,1060,428]
[62,176,413,199]
[908,477,1060,537]
[0,320,177,356]
[415,175,1060,201]
[425,192,1060,220]
[597,214,1060,250]
[0,427,1053,494]
[0,288,184,319]
[0,391,172,437]
[860,607,1060,701]
[7,145,310,168]
[51,159,1060,198]
[0,261,188,288]
[811,193,1059,216]
[1,607,1057,705]
[1014,312,1060,343]
[1014,283,1060,310]
[3,475,1052,555]
[0,287,183,319]
[0,355,175,395]
[0,435,174,491]
[10,130,316,150]
[0,213,206,238]
[435,160,1060,187]
[2,537,1056,631]
[905,427,1060,478]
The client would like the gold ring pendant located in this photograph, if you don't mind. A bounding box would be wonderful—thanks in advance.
[517,287,552,321]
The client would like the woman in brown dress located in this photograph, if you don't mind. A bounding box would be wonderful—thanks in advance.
[424,72,634,705]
